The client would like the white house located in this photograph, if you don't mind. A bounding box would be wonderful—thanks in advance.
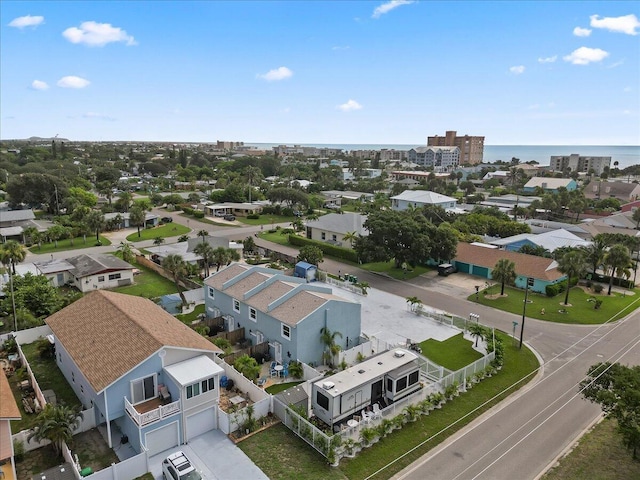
[391,190,458,212]
[305,212,368,249]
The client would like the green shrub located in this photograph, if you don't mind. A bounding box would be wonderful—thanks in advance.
[288,235,358,262]
[193,211,204,218]
[593,284,604,294]
[182,206,194,215]
[247,214,260,219]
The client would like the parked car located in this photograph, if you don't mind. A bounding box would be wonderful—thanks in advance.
[293,210,303,217]
[214,211,226,217]
[161,217,173,223]
[437,263,457,276]
[224,214,236,221]
[162,451,203,480]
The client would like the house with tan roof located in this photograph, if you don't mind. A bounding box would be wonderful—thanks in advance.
[46,290,223,456]
[204,264,361,366]
[453,242,566,293]
[0,369,21,479]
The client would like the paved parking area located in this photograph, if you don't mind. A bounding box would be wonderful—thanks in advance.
[328,283,460,345]
[149,430,268,480]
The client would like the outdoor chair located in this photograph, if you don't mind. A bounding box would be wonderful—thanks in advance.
[372,403,382,419]
[270,362,279,377]
[159,385,171,403]
[257,376,267,387]
[361,409,372,424]
[281,365,289,377]
[220,376,228,388]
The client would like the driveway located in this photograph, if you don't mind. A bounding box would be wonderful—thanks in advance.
[148,430,268,480]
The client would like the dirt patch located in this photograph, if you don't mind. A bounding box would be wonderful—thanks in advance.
[485,294,509,300]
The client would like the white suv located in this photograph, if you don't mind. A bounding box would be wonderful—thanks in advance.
[162,451,203,480]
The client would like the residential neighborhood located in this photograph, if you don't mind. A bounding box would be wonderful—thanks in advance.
[0,137,638,480]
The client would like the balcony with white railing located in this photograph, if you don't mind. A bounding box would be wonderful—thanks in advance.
[124,396,181,427]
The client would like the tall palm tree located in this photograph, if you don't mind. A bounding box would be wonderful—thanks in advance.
[129,204,146,238]
[193,242,215,277]
[244,166,262,204]
[27,404,83,458]
[198,229,209,243]
[604,244,632,295]
[582,235,607,277]
[320,327,343,366]
[491,258,516,296]
[468,323,485,347]
[162,254,187,305]
[212,247,230,272]
[556,250,588,305]
[85,210,105,241]
[342,231,358,248]
[0,240,27,274]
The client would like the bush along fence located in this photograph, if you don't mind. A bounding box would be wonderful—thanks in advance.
[318,271,368,296]
[273,345,498,465]
[288,234,359,263]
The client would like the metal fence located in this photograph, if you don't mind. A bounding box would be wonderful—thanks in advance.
[273,397,334,457]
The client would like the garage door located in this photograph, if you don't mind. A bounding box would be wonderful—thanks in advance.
[145,422,179,456]
[472,265,489,277]
[186,407,217,441]
[456,262,470,274]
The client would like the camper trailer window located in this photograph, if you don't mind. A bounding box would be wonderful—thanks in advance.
[386,378,393,392]
[409,371,419,386]
[317,391,329,410]
[397,377,407,392]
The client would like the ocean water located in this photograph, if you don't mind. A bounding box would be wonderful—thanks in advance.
[247,143,640,169]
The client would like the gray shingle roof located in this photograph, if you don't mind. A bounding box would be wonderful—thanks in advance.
[305,212,369,236]
[66,254,134,277]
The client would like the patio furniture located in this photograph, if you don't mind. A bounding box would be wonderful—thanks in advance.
[274,365,284,376]
[257,376,267,387]
[372,403,382,419]
[361,409,372,424]
[347,419,359,428]
[159,385,171,403]
[220,376,228,388]
[281,364,289,377]
[270,362,279,377]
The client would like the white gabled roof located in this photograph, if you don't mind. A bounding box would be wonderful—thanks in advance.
[391,190,457,204]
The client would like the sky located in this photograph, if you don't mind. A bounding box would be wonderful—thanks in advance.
[1,1,639,145]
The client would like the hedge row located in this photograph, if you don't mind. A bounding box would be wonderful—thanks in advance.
[545,276,580,297]
[287,235,358,263]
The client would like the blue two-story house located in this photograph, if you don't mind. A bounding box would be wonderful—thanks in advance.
[46,290,223,456]
[204,264,361,366]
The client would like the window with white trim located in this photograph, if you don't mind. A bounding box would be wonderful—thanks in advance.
[108,273,121,281]
[281,323,291,340]
[187,376,216,399]
[233,299,240,313]
[131,374,156,404]
[208,287,215,299]
[98,276,105,282]
[249,307,257,321]
[321,232,326,240]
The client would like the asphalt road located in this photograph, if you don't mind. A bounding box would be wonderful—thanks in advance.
[24,211,640,479]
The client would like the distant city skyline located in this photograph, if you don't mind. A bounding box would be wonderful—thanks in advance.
[1,1,639,145]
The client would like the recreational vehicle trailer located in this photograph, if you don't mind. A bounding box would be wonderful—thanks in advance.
[312,349,422,426]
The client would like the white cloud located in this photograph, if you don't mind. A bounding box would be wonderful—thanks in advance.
[372,0,415,19]
[590,14,640,35]
[8,15,44,28]
[57,76,90,88]
[563,47,609,65]
[257,66,293,81]
[31,80,49,90]
[509,65,525,75]
[337,99,363,112]
[538,55,557,63]
[607,60,625,69]
[573,26,592,37]
[63,21,136,46]
[624,86,632,92]
[332,45,350,51]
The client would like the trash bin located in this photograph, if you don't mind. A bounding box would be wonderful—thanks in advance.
[81,467,93,477]
[352,276,358,283]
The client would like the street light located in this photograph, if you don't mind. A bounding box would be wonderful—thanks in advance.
[519,277,534,349]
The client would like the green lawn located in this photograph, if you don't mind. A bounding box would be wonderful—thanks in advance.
[238,215,298,226]
[11,342,82,433]
[241,331,539,479]
[360,261,431,280]
[28,236,111,254]
[175,304,205,324]
[111,261,177,299]
[126,223,190,242]
[258,231,293,246]
[265,381,304,395]
[420,333,483,371]
[470,285,640,324]
[542,417,640,480]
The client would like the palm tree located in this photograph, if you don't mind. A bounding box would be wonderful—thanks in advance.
[117,241,135,263]
[46,225,66,248]
[604,244,632,295]
[162,254,187,305]
[0,240,27,274]
[320,327,343,366]
[193,242,215,277]
[27,404,83,457]
[198,229,209,243]
[22,226,39,246]
[153,236,165,246]
[129,204,146,238]
[244,166,262,204]
[556,250,588,305]
[468,323,485,347]
[86,210,105,241]
[491,258,516,296]
[213,247,230,272]
[582,235,607,277]
[342,231,358,248]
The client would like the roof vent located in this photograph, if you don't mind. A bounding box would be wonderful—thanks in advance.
[358,369,365,374]
[394,350,405,358]
[322,381,335,390]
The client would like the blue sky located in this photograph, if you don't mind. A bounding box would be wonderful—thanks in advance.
[1,1,639,145]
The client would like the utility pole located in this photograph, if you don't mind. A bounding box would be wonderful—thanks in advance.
[54,183,60,215]
[9,259,18,332]
[519,277,534,349]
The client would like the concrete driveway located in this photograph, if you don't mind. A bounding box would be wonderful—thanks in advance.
[148,430,268,480]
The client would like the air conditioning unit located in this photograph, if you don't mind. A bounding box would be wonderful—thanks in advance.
[322,381,335,390]
[394,350,405,358]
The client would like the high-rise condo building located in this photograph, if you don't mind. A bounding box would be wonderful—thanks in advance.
[427,130,484,165]
[549,154,611,176]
